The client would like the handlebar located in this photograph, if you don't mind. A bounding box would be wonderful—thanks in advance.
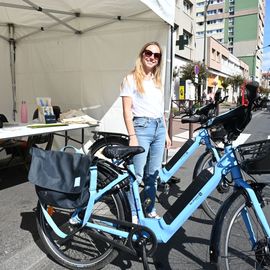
[181,95,228,124]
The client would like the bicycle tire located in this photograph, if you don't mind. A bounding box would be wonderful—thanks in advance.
[214,187,270,270]
[36,171,126,270]
[193,150,233,219]
[88,136,128,160]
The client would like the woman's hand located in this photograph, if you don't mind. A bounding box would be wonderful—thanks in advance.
[129,135,139,146]
[165,133,171,149]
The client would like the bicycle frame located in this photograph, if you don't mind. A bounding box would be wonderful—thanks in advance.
[41,130,270,251]
[159,128,220,182]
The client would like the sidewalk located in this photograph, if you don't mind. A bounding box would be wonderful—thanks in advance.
[168,102,235,154]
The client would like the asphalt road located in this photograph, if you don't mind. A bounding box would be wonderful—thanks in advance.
[0,108,269,270]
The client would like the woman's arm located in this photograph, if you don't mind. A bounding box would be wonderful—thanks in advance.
[122,96,138,146]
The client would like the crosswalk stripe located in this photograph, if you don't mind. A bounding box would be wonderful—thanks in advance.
[173,131,199,142]
[232,133,251,147]
[268,136,270,140]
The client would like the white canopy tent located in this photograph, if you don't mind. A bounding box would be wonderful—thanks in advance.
[0,0,175,134]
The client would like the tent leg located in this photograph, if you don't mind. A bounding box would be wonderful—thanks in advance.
[8,24,17,121]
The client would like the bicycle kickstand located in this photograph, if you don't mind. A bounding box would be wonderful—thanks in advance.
[138,240,150,270]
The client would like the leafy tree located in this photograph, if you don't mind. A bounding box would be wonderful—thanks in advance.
[180,62,208,101]
[221,77,231,96]
[259,86,270,96]
[180,62,207,86]
[230,74,245,92]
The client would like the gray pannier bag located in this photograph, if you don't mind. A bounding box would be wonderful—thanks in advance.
[28,147,91,209]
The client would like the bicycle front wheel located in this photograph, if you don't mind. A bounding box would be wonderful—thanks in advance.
[36,177,126,269]
[193,150,233,219]
[216,188,270,270]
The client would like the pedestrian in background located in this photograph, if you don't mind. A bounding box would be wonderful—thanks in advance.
[120,41,171,223]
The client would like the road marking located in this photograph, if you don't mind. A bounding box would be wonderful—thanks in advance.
[173,131,198,142]
[232,133,251,147]
[268,135,270,140]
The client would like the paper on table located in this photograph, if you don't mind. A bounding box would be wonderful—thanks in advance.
[60,110,98,125]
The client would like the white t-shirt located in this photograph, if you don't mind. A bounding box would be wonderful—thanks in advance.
[120,74,164,118]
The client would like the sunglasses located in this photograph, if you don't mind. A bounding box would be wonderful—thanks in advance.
[143,49,161,61]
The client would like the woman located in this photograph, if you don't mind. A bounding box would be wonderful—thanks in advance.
[120,41,171,223]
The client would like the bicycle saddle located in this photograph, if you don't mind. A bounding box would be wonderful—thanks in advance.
[102,145,145,160]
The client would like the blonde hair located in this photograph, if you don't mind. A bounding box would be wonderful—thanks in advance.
[132,41,163,94]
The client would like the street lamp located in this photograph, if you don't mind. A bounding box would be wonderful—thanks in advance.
[252,44,270,81]
[203,0,210,66]
[201,0,210,101]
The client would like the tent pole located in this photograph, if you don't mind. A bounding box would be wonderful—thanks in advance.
[17,16,76,42]
[23,0,81,34]
[8,24,17,121]
[164,25,173,122]
[163,24,173,162]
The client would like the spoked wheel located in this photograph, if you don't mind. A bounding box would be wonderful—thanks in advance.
[216,188,270,269]
[36,182,126,269]
[193,150,233,219]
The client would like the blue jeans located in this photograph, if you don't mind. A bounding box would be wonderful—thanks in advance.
[129,117,166,216]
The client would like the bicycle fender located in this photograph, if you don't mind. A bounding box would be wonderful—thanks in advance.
[96,161,131,219]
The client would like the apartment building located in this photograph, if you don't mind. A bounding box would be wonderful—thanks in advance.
[195,0,266,81]
[173,0,249,102]
[196,36,249,102]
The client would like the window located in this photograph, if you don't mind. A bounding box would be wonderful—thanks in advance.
[196,12,204,16]
[207,10,217,15]
[228,18,234,25]
[196,2,204,7]
[229,7,234,15]
[183,0,193,15]
[196,31,204,36]
[183,30,192,46]
[228,47,233,54]
[228,37,234,45]
[217,52,220,62]
[228,27,234,35]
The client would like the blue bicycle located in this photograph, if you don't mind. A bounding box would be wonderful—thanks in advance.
[88,91,230,219]
[30,81,270,269]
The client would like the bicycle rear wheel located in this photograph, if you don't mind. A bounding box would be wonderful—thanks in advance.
[193,150,233,219]
[36,173,126,270]
[215,187,270,270]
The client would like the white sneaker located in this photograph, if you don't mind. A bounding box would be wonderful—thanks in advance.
[147,211,160,219]
[132,215,138,224]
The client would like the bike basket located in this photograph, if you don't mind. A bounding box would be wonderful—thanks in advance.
[236,139,270,174]
[28,147,91,209]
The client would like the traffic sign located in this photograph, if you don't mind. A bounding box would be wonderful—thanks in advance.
[194,65,200,75]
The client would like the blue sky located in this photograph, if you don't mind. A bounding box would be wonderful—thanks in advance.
[262,0,270,71]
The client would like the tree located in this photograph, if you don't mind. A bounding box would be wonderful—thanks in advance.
[221,77,231,96]
[180,62,207,86]
[230,74,245,93]
[180,62,208,101]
